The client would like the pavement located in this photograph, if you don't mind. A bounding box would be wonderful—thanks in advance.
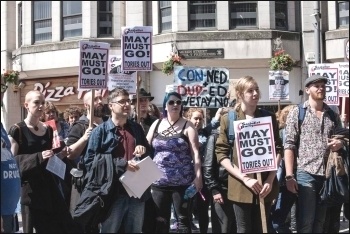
[17,206,349,233]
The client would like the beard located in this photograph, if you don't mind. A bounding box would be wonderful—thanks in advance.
[310,91,325,101]
[94,104,105,117]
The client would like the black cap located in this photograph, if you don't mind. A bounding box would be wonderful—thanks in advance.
[132,88,154,101]
[305,75,328,87]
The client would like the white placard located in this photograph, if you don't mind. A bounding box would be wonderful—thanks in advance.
[121,26,153,71]
[78,41,110,89]
[308,63,339,105]
[173,66,229,108]
[268,70,290,100]
[108,55,137,94]
[234,116,278,174]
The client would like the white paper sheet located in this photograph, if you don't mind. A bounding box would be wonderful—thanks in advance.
[46,154,66,180]
[119,156,163,198]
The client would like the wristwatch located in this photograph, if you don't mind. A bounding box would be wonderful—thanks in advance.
[285,174,295,181]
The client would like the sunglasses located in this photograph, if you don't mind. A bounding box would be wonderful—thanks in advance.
[168,100,182,106]
[1,84,8,93]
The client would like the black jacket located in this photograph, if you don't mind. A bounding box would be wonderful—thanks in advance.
[202,130,229,196]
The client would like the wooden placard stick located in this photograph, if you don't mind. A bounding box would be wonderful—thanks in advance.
[89,90,95,128]
[257,172,267,233]
[136,75,142,124]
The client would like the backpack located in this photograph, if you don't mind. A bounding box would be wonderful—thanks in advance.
[226,108,272,146]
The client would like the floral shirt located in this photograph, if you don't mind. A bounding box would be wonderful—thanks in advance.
[284,101,341,176]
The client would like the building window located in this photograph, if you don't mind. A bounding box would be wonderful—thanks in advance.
[275,1,288,29]
[189,1,216,30]
[229,1,257,29]
[33,1,52,42]
[338,1,349,27]
[98,1,113,37]
[62,1,82,39]
[18,3,23,46]
[159,1,172,32]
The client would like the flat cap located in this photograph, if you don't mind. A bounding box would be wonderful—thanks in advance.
[305,75,328,87]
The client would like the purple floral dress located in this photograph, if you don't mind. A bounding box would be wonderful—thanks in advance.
[152,122,195,186]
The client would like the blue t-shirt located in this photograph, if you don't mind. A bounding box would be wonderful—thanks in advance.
[1,123,20,215]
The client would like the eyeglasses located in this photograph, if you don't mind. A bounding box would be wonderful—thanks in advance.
[1,84,8,93]
[111,99,132,106]
[168,100,182,106]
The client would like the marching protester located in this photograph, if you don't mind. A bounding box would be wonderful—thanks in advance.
[146,91,202,233]
[216,76,282,233]
[1,78,21,233]
[82,87,151,233]
[284,75,343,233]
[8,90,80,233]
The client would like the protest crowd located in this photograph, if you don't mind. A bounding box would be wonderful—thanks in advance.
[1,70,349,234]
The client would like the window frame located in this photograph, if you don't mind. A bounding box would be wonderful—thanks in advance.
[61,1,82,40]
[188,1,217,31]
[159,1,172,33]
[229,1,258,30]
[275,1,288,30]
[32,1,52,43]
[97,1,113,38]
[337,1,349,28]
[18,2,23,47]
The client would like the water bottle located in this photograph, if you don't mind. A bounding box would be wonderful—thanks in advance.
[184,184,197,200]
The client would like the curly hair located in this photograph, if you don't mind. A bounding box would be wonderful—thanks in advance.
[186,107,204,119]
[278,105,295,129]
[148,103,161,119]
[63,106,83,121]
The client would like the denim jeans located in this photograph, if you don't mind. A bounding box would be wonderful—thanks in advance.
[270,186,297,233]
[296,170,327,233]
[151,185,191,233]
[100,194,145,233]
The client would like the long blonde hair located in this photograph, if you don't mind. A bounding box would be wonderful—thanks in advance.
[234,76,261,111]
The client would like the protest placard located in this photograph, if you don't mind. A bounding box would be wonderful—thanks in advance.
[308,63,339,105]
[337,62,349,97]
[173,66,230,108]
[78,41,110,90]
[269,71,290,100]
[121,26,153,71]
[108,55,137,94]
[233,116,277,174]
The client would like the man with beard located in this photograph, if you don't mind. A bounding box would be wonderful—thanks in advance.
[65,90,107,227]
[130,88,158,135]
[284,75,344,233]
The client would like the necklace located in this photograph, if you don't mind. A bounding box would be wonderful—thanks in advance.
[27,119,39,131]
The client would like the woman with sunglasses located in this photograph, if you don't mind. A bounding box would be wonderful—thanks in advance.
[146,91,202,233]
[215,76,282,233]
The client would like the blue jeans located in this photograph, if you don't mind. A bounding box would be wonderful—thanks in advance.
[270,186,297,233]
[100,194,145,233]
[296,170,327,233]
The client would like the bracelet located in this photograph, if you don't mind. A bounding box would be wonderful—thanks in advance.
[285,174,295,181]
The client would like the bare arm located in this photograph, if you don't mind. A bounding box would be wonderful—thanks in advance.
[186,121,203,191]
[67,127,93,160]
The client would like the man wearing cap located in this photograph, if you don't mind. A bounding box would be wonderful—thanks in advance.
[131,88,158,135]
[283,75,344,233]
